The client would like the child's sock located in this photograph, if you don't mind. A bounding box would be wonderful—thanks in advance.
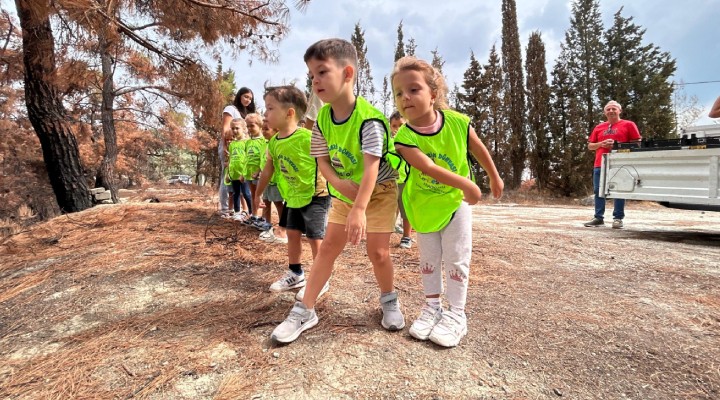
[289,264,303,275]
[426,297,442,310]
[449,305,466,317]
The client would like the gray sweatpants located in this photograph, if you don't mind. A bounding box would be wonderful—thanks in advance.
[416,201,472,311]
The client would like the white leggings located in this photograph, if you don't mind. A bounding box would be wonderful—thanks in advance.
[416,201,472,311]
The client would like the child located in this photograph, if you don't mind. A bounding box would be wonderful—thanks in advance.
[271,38,404,343]
[253,85,331,299]
[243,113,268,221]
[257,117,288,243]
[389,111,413,249]
[226,118,250,221]
[391,56,503,347]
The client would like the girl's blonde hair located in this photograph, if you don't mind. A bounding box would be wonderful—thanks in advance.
[391,56,449,110]
[245,112,263,127]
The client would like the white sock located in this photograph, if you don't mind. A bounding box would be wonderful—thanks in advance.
[426,297,442,310]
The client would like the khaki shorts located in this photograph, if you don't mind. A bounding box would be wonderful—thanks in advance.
[328,181,398,233]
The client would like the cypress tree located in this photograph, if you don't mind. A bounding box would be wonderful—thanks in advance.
[501,0,527,189]
[350,22,375,102]
[525,31,552,190]
[394,21,406,62]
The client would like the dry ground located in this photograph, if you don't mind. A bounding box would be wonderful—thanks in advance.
[0,187,719,399]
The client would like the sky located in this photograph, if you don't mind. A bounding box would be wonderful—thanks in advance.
[224,0,720,126]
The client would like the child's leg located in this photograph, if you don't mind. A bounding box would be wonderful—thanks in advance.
[249,182,258,216]
[231,180,242,212]
[262,199,272,221]
[301,222,346,309]
[440,202,472,312]
[365,233,394,293]
[273,201,286,238]
[402,217,412,238]
[415,231,444,300]
[241,182,253,214]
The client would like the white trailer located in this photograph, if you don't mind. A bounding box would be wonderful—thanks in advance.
[600,124,720,212]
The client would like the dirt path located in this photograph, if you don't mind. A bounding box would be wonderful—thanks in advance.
[1,193,719,399]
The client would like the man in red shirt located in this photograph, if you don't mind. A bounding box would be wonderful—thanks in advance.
[584,100,642,229]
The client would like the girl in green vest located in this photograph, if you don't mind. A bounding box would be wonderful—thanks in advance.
[392,56,504,348]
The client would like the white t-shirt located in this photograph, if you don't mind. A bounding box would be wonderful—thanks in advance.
[219,105,242,162]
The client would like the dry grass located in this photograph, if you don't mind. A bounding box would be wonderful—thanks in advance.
[1,187,719,399]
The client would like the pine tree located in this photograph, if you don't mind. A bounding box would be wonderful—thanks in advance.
[406,38,417,57]
[481,45,511,183]
[598,7,676,138]
[381,76,392,116]
[350,22,375,101]
[564,0,604,137]
[458,51,485,131]
[525,31,551,189]
[501,0,527,189]
[431,47,445,74]
[394,21,405,61]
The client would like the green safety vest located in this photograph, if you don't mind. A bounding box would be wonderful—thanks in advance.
[244,137,267,178]
[268,128,320,208]
[227,140,246,181]
[316,96,398,203]
[394,109,471,233]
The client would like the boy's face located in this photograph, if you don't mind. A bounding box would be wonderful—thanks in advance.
[246,119,262,137]
[307,57,353,104]
[264,96,290,131]
[390,118,405,135]
[262,119,275,140]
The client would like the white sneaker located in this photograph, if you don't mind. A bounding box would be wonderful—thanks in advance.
[271,302,318,343]
[269,271,306,292]
[267,235,288,244]
[295,280,330,301]
[259,228,274,240]
[409,305,443,340]
[429,309,467,347]
[399,236,412,249]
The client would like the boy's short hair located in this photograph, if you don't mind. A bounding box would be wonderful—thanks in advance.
[389,111,403,122]
[304,38,358,70]
[264,85,308,122]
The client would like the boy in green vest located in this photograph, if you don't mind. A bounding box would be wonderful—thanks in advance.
[271,38,404,344]
[253,85,331,300]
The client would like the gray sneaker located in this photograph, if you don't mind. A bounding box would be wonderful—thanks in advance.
[271,302,318,343]
[295,280,330,301]
[429,309,467,347]
[380,292,405,331]
[584,217,604,227]
[612,219,623,229]
[409,305,443,340]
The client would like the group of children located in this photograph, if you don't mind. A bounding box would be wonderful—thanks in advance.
[222,38,504,348]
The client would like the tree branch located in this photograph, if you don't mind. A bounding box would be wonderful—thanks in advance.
[179,0,280,26]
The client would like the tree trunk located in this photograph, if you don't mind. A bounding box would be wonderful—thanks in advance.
[15,0,92,212]
[94,33,119,203]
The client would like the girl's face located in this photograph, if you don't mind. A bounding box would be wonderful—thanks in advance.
[392,69,435,125]
[230,123,245,140]
[240,92,253,107]
[246,118,262,137]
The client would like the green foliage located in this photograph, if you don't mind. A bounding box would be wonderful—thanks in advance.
[598,8,676,139]
[525,31,552,190]
[501,0,527,189]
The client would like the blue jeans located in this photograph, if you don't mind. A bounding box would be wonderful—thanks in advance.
[593,167,625,220]
[231,180,252,214]
[218,168,230,212]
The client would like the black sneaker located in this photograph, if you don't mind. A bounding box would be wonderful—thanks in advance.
[584,218,604,227]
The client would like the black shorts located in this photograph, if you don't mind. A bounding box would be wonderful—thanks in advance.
[279,195,331,239]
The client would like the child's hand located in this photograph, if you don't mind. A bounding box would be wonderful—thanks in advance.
[334,180,360,201]
[490,177,504,200]
[346,206,366,245]
[253,172,260,180]
[463,181,483,205]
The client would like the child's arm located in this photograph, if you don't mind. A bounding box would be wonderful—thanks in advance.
[468,127,504,199]
[346,153,380,245]
[254,152,275,213]
[396,144,482,204]
[317,156,360,200]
